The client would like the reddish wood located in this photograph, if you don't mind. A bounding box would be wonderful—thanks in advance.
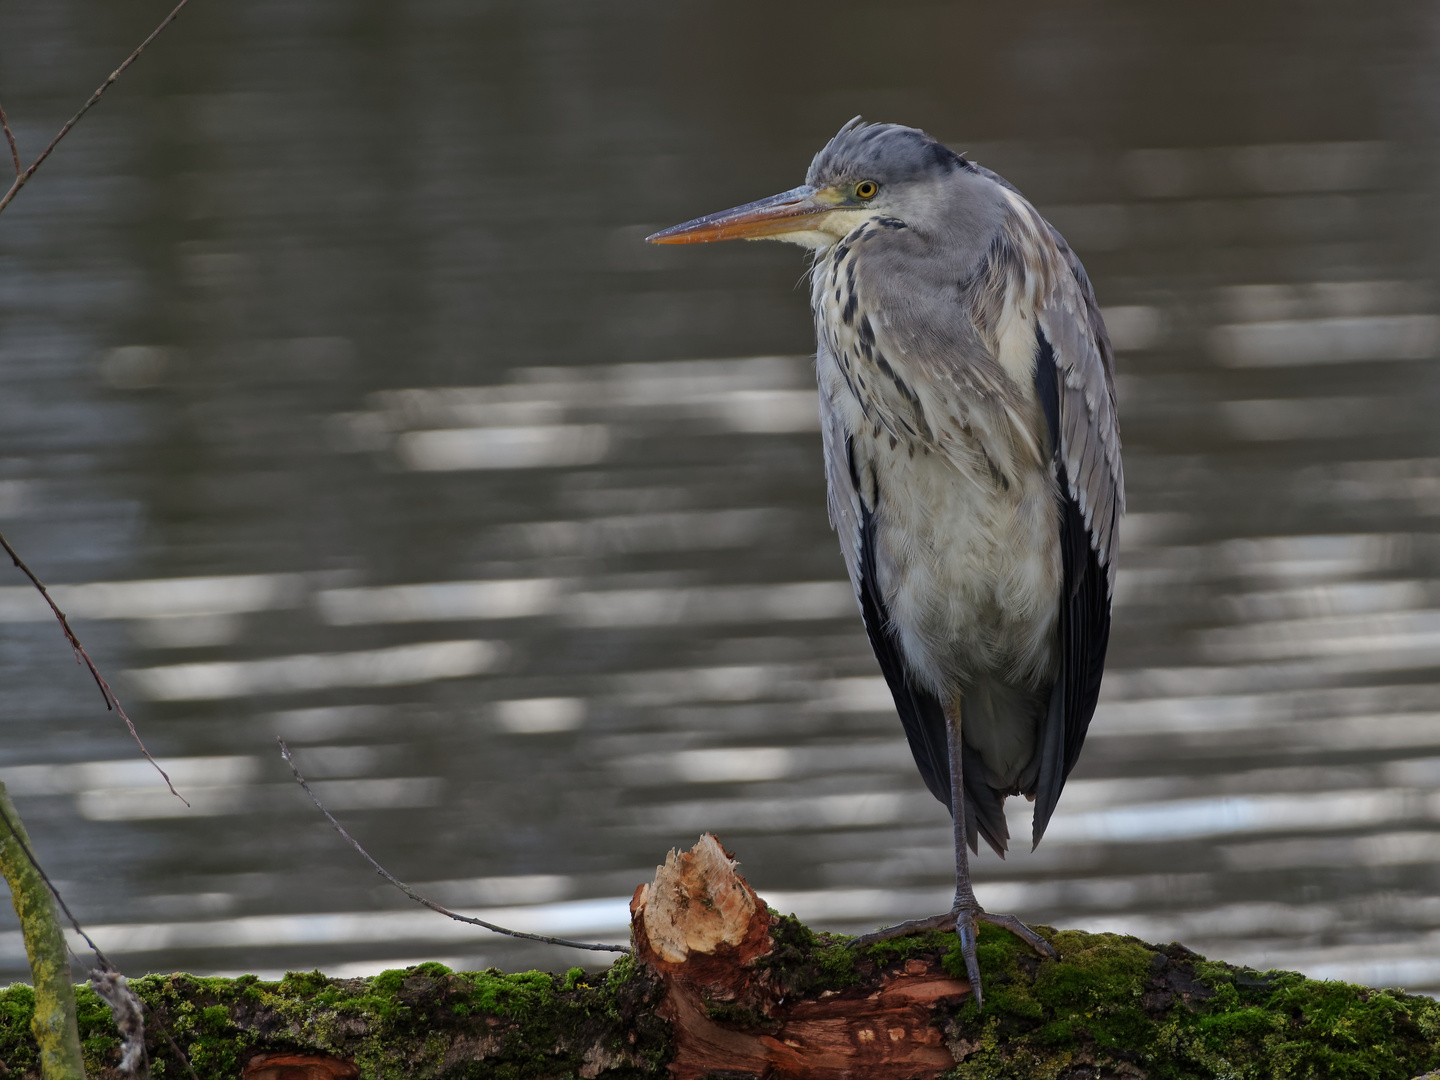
[242,1053,358,1080]
[631,834,970,1079]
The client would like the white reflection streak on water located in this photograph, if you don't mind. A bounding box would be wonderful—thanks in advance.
[127,640,503,700]
[0,574,308,620]
[316,579,566,624]
[397,424,612,471]
[1211,315,1440,367]
[0,755,441,821]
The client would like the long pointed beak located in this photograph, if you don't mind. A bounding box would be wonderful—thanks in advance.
[646,185,834,244]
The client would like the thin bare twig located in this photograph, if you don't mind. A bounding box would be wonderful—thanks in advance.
[0,102,18,179]
[0,531,187,806]
[0,0,195,219]
[0,798,199,1080]
[278,739,631,954]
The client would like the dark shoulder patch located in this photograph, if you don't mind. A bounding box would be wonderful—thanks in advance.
[927,139,964,172]
[1033,324,1060,454]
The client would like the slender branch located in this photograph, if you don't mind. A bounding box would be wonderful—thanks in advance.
[0,785,82,1079]
[0,793,110,971]
[278,740,631,954]
[0,531,187,806]
[0,796,198,1080]
[0,0,195,219]
[0,102,18,179]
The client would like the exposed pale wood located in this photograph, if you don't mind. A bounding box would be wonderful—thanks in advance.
[630,834,968,1079]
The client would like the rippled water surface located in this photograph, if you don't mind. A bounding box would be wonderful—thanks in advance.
[1,0,1440,991]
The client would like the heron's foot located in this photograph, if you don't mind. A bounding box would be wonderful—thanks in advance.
[849,905,1056,1008]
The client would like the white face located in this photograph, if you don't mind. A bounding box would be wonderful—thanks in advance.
[765,208,877,251]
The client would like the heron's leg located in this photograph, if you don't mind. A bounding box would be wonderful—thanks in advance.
[946,698,987,1000]
[938,700,1050,1005]
[850,699,1055,1006]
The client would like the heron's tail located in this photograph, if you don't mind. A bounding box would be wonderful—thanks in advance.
[959,676,1048,858]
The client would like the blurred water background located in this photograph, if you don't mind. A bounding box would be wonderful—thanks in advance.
[1,0,1439,992]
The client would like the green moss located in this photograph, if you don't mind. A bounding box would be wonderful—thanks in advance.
[73,983,121,1073]
[0,921,1430,1079]
[561,967,587,992]
[0,983,39,1076]
[754,912,861,996]
[8,960,656,1079]
[862,927,957,967]
[940,926,1440,1080]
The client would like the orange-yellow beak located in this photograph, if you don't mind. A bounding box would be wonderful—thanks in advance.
[646,185,837,244]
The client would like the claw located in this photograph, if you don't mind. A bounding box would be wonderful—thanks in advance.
[955,907,983,1007]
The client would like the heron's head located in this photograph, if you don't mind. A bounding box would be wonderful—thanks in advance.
[647,118,972,251]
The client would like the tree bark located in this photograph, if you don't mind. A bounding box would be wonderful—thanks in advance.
[0,834,1435,1080]
[0,781,83,1080]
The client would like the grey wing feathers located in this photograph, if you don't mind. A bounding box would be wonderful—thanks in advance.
[1036,229,1124,593]
[969,160,1124,586]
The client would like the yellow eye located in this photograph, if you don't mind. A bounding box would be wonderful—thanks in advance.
[855,180,878,199]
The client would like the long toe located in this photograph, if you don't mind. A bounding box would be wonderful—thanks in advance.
[955,908,984,1008]
[976,910,1057,959]
[848,911,957,948]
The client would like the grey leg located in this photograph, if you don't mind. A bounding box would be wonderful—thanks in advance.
[851,698,1055,1008]
[947,698,985,1002]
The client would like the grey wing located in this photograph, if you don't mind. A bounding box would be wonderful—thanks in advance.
[1037,231,1124,588]
[1029,233,1125,846]
[969,159,1124,578]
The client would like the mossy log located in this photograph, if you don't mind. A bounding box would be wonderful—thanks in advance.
[0,835,1437,1080]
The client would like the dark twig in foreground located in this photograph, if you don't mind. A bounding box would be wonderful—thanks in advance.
[0,797,198,1080]
[0,0,195,218]
[0,531,186,805]
[0,102,18,179]
[278,739,631,954]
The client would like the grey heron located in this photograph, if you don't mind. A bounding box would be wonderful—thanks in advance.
[648,119,1122,1004]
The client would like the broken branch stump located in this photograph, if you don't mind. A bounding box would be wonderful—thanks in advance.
[630,833,965,1077]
